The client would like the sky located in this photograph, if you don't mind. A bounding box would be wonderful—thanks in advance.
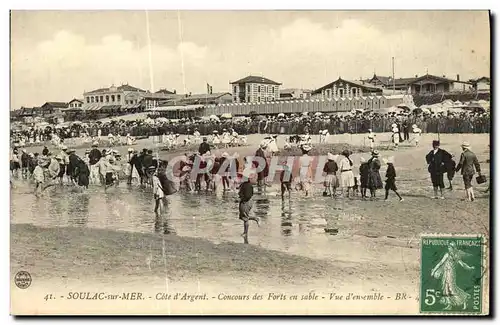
[10,10,490,110]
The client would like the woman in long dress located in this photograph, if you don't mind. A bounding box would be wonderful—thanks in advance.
[297,144,314,197]
[367,150,383,199]
[431,242,474,310]
[267,135,279,156]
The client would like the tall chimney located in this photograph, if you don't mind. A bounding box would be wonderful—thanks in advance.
[456,74,460,81]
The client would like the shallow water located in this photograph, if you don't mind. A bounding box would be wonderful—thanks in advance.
[10,179,392,262]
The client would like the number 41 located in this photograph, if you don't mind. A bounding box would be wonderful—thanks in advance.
[424,289,441,306]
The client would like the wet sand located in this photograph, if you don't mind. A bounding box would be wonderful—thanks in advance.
[10,132,490,314]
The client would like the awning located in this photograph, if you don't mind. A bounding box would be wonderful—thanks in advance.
[101,105,121,111]
[83,104,103,111]
[146,105,204,112]
[121,104,142,110]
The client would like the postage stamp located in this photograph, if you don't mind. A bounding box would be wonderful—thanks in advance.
[420,235,486,314]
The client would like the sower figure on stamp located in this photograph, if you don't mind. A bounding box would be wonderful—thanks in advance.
[430,242,474,311]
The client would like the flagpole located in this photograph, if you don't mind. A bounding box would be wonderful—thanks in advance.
[392,57,395,95]
[177,11,187,95]
[145,10,155,92]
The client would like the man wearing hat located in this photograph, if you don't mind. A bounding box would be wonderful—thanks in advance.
[66,149,79,184]
[455,141,482,201]
[425,140,452,199]
[198,137,211,156]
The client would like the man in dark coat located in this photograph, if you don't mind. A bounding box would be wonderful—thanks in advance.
[198,137,211,155]
[425,140,452,199]
[402,120,410,141]
[66,149,80,184]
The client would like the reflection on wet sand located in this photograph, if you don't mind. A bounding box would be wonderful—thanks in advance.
[281,202,293,237]
[253,196,270,220]
[11,181,355,260]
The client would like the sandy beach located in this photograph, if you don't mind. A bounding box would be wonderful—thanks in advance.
[10,132,490,315]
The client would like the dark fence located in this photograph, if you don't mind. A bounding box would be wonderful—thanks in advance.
[413,92,490,107]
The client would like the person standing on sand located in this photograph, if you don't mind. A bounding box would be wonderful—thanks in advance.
[297,144,314,197]
[88,142,102,185]
[280,161,293,200]
[238,168,259,238]
[338,149,355,198]
[412,124,422,147]
[153,161,167,217]
[384,156,403,202]
[455,141,482,202]
[33,157,48,196]
[323,153,338,198]
[41,154,60,192]
[367,129,376,151]
[255,143,269,191]
[425,140,451,199]
[367,150,383,199]
[359,157,369,200]
[198,137,211,155]
[446,154,457,190]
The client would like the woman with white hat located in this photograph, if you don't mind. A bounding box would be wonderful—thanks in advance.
[338,149,355,198]
[267,135,279,156]
[392,126,400,149]
[33,156,49,196]
[455,141,482,201]
[384,156,403,201]
[297,144,314,197]
[367,129,376,150]
[367,150,383,199]
[412,124,422,147]
[212,130,220,148]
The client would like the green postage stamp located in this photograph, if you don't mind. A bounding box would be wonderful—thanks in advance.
[420,234,486,314]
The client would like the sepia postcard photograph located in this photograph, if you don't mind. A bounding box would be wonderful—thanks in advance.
[8,8,491,316]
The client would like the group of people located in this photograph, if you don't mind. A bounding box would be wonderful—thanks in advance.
[425,140,483,201]
[11,105,490,151]
[10,127,486,239]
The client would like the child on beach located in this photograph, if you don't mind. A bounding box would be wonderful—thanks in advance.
[322,153,338,197]
[446,154,457,190]
[238,169,259,238]
[384,157,403,202]
[359,157,369,199]
[33,158,48,196]
[280,161,293,200]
